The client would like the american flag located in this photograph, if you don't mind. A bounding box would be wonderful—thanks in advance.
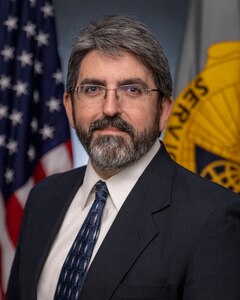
[0,0,72,297]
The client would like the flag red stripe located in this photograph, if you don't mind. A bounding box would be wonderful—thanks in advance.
[66,140,73,162]
[5,195,24,247]
[33,162,47,183]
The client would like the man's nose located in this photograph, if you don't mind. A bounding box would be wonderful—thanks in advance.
[102,89,122,117]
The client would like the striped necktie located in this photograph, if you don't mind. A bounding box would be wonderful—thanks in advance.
[54,180,108,300]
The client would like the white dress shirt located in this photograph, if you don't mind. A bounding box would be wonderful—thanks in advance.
[37,140,160,299]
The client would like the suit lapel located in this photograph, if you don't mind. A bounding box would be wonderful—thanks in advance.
[80,144,176,299]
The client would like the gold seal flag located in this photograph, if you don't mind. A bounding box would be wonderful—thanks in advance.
[164,42,240,193]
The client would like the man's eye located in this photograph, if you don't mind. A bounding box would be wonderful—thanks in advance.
[80,85,104,94]
[121,85,143,96]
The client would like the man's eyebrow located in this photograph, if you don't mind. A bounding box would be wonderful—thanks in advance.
[117,78,148,87]
[80,78,107,86]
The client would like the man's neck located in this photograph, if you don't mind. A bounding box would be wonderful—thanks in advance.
[90,162,121,180]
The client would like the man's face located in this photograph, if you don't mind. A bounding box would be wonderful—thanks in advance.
[64,50,172,178]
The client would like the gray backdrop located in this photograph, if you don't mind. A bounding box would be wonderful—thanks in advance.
[52,0,189,167]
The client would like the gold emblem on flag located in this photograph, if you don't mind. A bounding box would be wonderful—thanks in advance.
[200,160,240,192]
[164,41,240,193]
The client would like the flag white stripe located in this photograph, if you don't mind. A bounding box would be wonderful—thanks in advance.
[41,143,72,175]
[15,178,34,208]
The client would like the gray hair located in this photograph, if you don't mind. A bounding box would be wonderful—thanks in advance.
[66,15,172,98]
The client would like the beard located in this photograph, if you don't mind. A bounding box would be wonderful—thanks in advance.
[74,114,160,171]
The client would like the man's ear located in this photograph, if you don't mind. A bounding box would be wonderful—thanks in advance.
[159,97,173,132]
[63,92,75,129]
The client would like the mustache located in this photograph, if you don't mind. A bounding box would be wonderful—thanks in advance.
[89,116,134,138]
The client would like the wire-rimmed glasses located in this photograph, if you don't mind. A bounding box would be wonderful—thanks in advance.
[69,84,162,102]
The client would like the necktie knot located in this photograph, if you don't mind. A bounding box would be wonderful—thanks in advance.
[95,180,108,203]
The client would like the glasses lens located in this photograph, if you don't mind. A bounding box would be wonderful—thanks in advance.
[77,85,105,100]
[118,84,144,98]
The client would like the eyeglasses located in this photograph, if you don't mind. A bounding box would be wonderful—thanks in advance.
[69,84,162,102]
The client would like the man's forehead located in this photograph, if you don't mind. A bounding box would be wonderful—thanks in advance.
[78,50,155,85]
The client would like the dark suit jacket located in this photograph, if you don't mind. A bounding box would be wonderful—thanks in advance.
[6,144,240,299]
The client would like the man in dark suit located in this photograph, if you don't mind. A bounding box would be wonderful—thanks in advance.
[6,15,240,299]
